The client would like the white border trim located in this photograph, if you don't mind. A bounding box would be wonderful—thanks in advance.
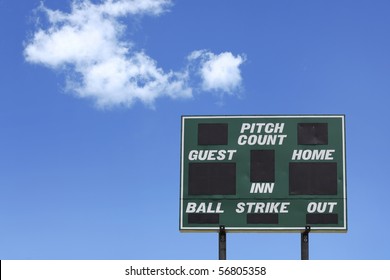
[180,115,347,232]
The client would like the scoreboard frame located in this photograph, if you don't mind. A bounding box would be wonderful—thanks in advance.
[180,115,347,233]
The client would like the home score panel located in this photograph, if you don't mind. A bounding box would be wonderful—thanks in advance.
[180,115,347,232]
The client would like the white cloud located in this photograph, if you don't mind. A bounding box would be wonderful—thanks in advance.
[189,50,246,93]
[24,0,245,108]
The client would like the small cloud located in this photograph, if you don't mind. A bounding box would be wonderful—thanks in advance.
[189,50,246,94]
[24,0,245,109]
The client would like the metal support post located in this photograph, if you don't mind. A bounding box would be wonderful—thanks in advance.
[301,226,311,260]
[219,225,226,260]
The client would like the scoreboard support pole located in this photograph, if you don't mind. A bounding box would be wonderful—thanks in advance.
[301,226,311,260]
[219,226,227,260]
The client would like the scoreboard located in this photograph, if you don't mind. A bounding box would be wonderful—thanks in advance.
[180,115,347,232]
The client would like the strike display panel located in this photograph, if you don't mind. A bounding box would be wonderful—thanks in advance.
[180,115,347,232]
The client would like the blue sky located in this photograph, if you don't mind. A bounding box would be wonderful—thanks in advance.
[1,0,389,259]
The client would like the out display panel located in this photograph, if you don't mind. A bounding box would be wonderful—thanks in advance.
[180,115,347,232]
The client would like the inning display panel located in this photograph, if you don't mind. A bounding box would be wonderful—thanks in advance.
[180,115,347,232]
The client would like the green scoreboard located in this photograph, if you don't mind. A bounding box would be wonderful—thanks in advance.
[180,115,347,232]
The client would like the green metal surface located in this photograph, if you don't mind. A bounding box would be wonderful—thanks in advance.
[180,115,347,232]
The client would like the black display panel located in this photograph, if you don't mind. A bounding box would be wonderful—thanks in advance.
[250,150,275,182]
[188,163,236,195]
[306,214,338,224]
[188,213,220,224]
[289,162,337,195]
[198,123,228,145]
[298,123,328,145]
[247,213,279,224]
